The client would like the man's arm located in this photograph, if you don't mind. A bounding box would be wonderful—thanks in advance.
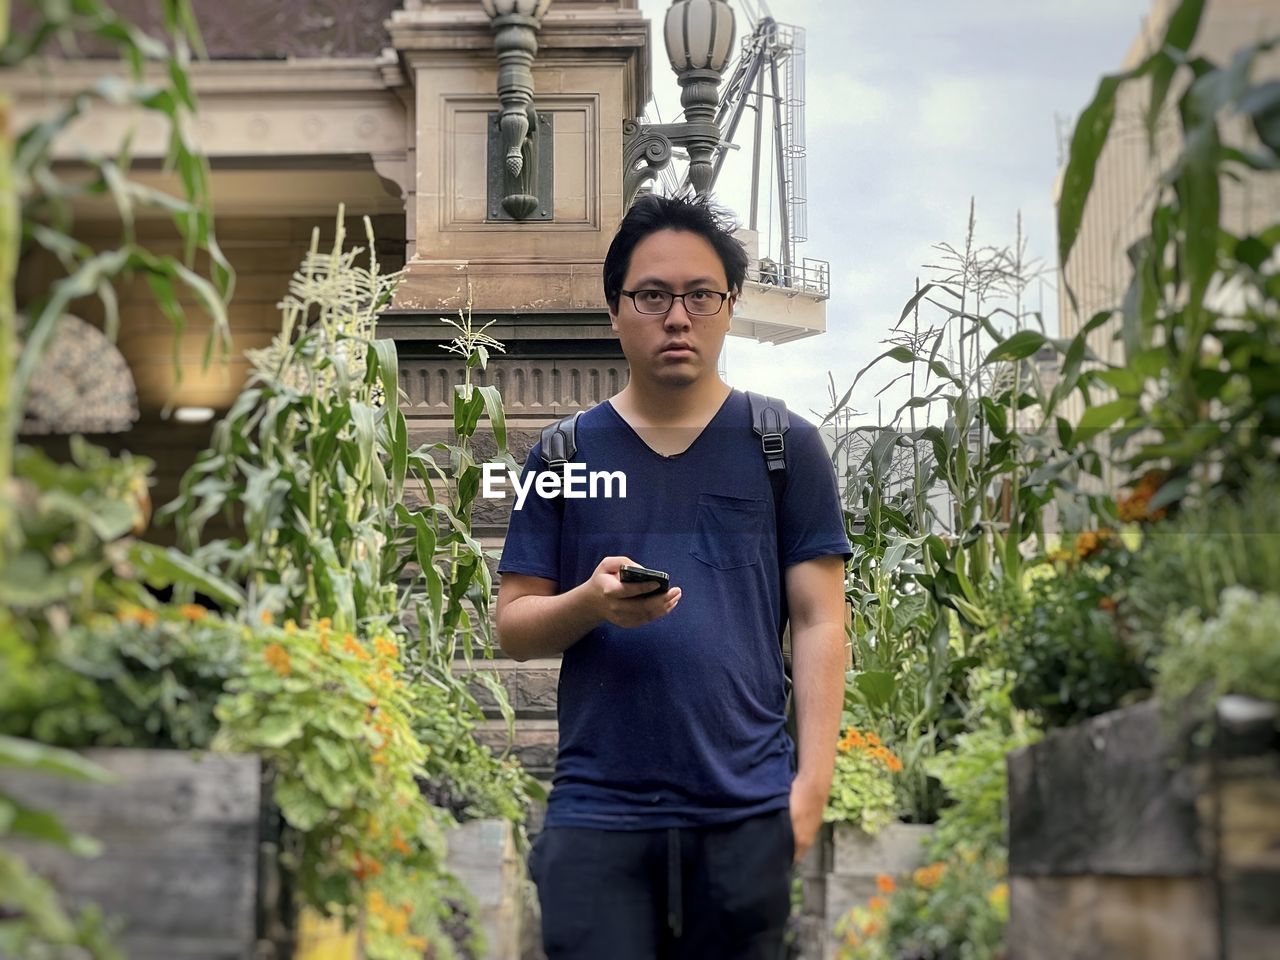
[495,556,683,662]
[785,553,848,862]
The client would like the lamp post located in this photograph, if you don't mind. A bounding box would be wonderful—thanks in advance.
[624,0,735,206]
[480,0,553,181]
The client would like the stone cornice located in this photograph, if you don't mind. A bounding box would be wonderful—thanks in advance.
[4,55,402,98]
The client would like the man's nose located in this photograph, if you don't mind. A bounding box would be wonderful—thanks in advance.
[663,298,693,329]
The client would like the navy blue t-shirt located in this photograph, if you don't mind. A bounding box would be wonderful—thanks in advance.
[498,389,851,829]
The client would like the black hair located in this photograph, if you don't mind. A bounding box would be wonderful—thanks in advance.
[602,194,749,311]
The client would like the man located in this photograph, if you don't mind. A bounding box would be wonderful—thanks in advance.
[496,195,850,959]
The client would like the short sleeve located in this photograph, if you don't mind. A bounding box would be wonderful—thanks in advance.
[496,443,562,583]
[778,420,853,568]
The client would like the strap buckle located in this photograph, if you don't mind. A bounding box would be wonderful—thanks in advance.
[760,432,785,458]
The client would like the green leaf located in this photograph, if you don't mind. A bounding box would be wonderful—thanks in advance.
[985,329,1047,363]
[1146,0,1206,146]
[1075,399,1137,444]
[255,714,305,749]
[477,384,508,451]
[130,543,245,607]
[853,671,895,709]
[0,737,116,784]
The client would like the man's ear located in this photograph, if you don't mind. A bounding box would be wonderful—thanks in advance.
[608,305,619,332]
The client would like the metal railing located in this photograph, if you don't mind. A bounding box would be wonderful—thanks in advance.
[745,256,830,298]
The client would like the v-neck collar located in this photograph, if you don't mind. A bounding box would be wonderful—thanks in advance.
[603,389,736,462]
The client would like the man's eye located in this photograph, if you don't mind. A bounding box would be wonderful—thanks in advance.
[636,291,668,304]
[687,290,716,303]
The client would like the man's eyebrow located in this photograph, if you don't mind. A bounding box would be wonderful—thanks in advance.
[628,276,723,289]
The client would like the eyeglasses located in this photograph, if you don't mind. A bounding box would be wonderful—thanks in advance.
[620,289,730,317]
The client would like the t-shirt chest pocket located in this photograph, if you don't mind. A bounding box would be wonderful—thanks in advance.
[690,493,769,570]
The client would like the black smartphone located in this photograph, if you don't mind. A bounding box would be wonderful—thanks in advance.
[619,564,671,594]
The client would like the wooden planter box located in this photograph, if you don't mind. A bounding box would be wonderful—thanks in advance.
[1,748,263,960]
[794,821,934,960]
[1006,697,1280,960]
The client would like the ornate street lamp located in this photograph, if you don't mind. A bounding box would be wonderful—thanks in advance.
[625,0,735,207]
[480,0,553,198]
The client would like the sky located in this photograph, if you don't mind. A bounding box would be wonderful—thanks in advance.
[636,0,1153,424]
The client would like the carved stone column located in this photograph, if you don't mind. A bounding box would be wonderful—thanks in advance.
[480,0,552,218]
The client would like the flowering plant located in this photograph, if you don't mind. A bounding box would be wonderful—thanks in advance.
[835,853,1008,960]
[823,726,903,834]
[214,615,473,960]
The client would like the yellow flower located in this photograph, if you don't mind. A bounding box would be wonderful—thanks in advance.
[259,609,274,626]
[178,603,207,622]
[117,604,158,627]
[988,882,1009,908]
[284,619,298,635]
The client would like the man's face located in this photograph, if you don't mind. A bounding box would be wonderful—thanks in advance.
[609,229,735,390]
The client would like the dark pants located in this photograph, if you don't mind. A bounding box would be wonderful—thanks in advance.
[529,808,794,960]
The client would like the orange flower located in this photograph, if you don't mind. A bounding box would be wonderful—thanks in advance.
[875,874,896,894]
[405,936,428,952]
[117,604,159,627]
[885,754,904,773]
[864,732,882,748]
[868,896,887,912]
[178,603,207,622]
[319,635,330,653]
[344,634,371,660]
[392,828,412,856]
[371,751,388,766]
[264,643,291,677]
[913,862,947,889]
[861,917,882,937]
[259,609,274,626]
[352,851,383,880]
[374,635,399,658]
[316,617,332,632]
[1098,596,1117,612]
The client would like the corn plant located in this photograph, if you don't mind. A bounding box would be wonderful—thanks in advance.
[0,2,232,949]
[828,203,1112,819]
[1057,0,1280,510]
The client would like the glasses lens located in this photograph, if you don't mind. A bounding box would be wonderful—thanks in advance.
[686,294,721,316]
[632,291,673,314]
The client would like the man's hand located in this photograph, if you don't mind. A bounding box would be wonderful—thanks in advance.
[789,777,826,864]
[587,556,682,628]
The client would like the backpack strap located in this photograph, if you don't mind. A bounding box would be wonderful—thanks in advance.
[747,391,797,715]
[540,411,583,476]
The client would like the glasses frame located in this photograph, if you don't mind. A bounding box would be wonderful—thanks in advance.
[620,288,732,317]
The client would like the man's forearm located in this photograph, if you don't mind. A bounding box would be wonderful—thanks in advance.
[496,582,602,661]
[790,622,847,799]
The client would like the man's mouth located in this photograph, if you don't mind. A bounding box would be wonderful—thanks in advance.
[660,343,695,356]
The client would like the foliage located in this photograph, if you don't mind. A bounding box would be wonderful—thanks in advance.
[0,736,121,960]
[922,683,1039,860]
[823,726,902,834]
[1121,467,1280,651]
[162,217,534,825]
[833,203,1107,820]
[0,601,243,749]
[1058,0,1280,510]
[988,533,1150,728]
[1,0,232,526]
[835,698,1035,960]
[213,618,474,960]
[836,854,1008,960]
[1155,587,1280,715]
